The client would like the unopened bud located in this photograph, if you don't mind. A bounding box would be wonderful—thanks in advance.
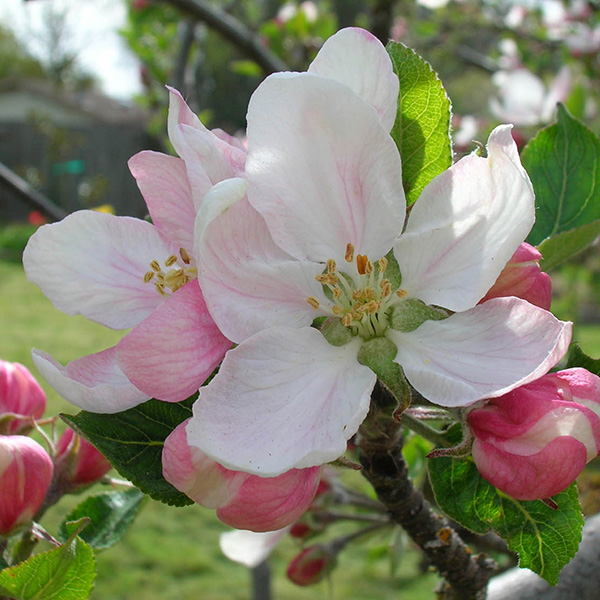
[0,436,53,536]
[287,544,337,586]
[0,360,46,434]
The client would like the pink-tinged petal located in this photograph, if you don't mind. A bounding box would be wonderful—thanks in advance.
[220,528,289,568]
[552,368,600,418]
[187,327,376,476]
[389,297,572,407]
[117,281,231,402]
[308,27,399,131]
[472,436,588,500]
[31,348,149,413]
[23,211,178,329]
[167,86,207,157]
[164,420,321,531]
[128,151,195,250]
[395,125,534,311]
[196,183,327,343]
[246,73,405,265]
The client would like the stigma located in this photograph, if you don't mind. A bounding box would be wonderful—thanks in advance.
[143,247,198,296]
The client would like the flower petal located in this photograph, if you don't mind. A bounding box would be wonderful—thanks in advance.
[117,281,231,402]
[128,151,195,250]
[196,182,326,343]
[220,528,289,568]
[31,348,149,413]
[187,327,376,476]
[246,72,405,265]
[23,211,177,329]
[394,125,534,311]
[308,27,399,131]
[388,297,572,407]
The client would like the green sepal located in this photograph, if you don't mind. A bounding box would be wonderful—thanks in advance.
[566,344,600,377]
[320,317,353,346]
[388,298,448,332]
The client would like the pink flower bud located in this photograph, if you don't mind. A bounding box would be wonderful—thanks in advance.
[163,419,321,532]
[0,436,53,536]
[286,544,337,586]
[480,243,552,310]
[468,368,600,500]
[0,360,46,434]
[55,428,111,487]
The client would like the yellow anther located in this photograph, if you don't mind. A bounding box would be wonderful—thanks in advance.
[345,243,355,263]
[180,247,191,264]
[380,280,392,297]
[165,255,178,267]
[332,305,344,315]
[378,257,388,273]
[396,289,408,299]
[150,260,161,272]
[352,289,362,300]
[326,259,336,274]
[143,271,155,283]
[356,254,368,275]
[365,259,374,275]
[332,287,342,299]
[342,313,353,327]
[306,296,320,310]
[156,272,165,282]
[316,273,338,285]
[155,282,167,296]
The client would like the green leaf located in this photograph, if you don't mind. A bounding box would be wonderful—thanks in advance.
[429,457,583,585]
[523,104,600,246]
[537,219,600,271]
[61,396,196,507]
[567,344,600,377]
[386,41,452,206]
[58,489,147,551]
[0,522,96,600]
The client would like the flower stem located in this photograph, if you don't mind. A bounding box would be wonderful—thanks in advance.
[399,412,452,448]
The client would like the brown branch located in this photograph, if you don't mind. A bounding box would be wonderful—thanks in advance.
[357,382,496,600]
[157,0,288,74]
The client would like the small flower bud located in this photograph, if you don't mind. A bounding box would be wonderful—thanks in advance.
[0,436,53,536]
[289,522,313,539]
[55,428,111,488]
[286,544,337,586]
[0,360,46,435]
[468,368,600,500]
[480,243,552,310]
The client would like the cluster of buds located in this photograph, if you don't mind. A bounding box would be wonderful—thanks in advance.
[0,359,111,541]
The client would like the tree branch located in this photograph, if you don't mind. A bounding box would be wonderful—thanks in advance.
[357,382,496,600]
[157,0,288,74]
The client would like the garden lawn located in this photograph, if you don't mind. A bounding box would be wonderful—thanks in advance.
[0,258,440,600]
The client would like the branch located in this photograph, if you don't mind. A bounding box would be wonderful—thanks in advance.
[157,0,288,74]
[487,513,600,600]
[357,383,496,600]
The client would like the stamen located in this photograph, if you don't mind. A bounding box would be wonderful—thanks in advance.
[342,313,353,327]
[327,259,336,274]
[306,296,320,310]
[150,260,161,272]
[155,282,167,296]
[180,248,191,264]
[380,280,392,297]
[332,305,344,315]
[365,259,374,275]
[165,255,178,267]
[332,287,342,298]
[345,243,355,263]
[378,257,388,273]
[143,271,155,283]
[356,254,368,275]
[396,289,408,299]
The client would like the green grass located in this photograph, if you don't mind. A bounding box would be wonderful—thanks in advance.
[0,259,440,600]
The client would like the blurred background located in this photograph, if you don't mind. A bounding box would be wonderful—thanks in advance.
[0,1,599,599]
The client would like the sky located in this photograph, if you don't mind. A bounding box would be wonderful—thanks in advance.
[0,0,143,100]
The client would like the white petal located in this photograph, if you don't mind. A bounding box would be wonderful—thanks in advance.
[187,327,376,476]
[394,125,535,311]
[308,28,399,131]
[32,348,149,413]
[196,184,326,343]
[388,298,572,407]
[246,73,405,265]
[23,211,178,329]
[220,528,289,568]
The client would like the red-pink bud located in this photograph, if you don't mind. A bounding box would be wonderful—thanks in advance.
[55,428,111,487]
[480,243,552,310]
[0,360,46,435]
[468,368,600,500]
[286,544,336,586]
[289,522,313,539]
[0,436,53,536]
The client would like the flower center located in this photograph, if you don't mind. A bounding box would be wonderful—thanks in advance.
[143,247,198,296]
[307,243,407,340]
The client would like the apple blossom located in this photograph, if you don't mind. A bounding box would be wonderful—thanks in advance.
[0,360,46,435]
[468,368,600,500]
[286,544,337,586]
[479,242,552,310]
[186,28,570,478]
[55,427,112,488]
[22,89,235,412]
[162,419,321,532]
[0,436,53,537]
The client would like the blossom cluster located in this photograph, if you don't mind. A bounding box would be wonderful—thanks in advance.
[0,359,110,538]
[22,27,599,532]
